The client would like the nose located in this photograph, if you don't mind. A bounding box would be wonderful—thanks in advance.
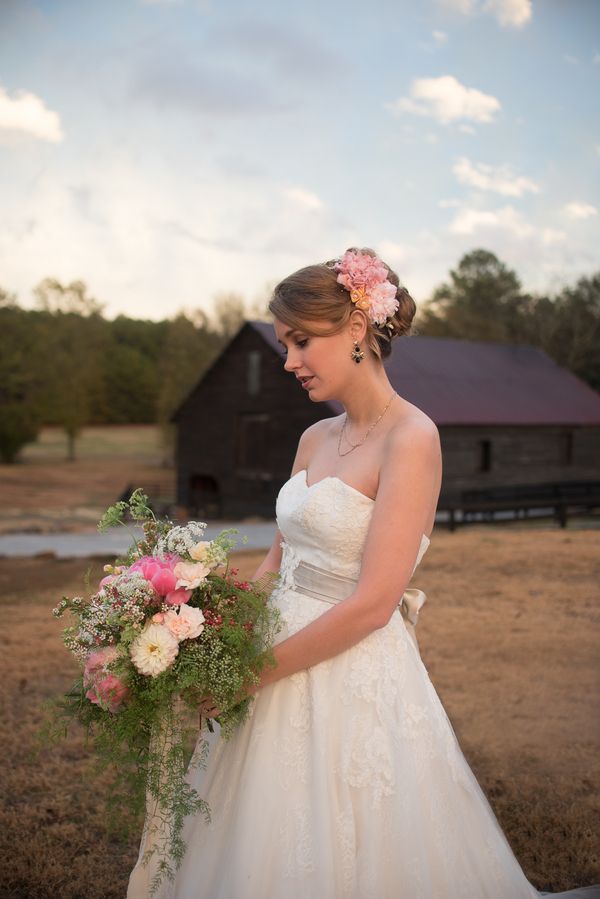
[283,349,300,372]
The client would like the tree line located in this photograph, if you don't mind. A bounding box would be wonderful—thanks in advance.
[1,249,598,463]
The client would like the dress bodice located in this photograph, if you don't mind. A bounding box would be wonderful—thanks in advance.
[275,469,431,582]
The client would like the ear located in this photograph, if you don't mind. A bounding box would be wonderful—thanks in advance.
[348,308,369,343]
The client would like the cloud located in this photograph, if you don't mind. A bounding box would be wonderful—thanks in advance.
[133,54,290,117]
[437,0,475,13]
[448,204,536,238]
[0,86,63,142]
[378,241,409,267]
[437,0,531,27]
[132,20,344,118]
[447,204,567,250]
[453,157,540,196]
[593,52,600,65]
[564,202,598,220]
[282,187,323,211]
[484,0,531,27]
[419,29,448,51]
[541,228,567,245]
[386,75,500,125]
[212,18,349,85]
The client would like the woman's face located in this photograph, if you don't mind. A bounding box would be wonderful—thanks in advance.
[273,316,356,402]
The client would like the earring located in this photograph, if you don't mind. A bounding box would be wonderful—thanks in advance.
[350,340,365,364]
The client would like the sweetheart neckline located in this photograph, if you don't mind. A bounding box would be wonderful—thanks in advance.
[290,469,431,545]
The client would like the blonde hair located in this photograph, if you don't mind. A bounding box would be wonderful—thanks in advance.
[268,246,416,361]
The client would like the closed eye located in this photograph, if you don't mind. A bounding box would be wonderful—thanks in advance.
[281,338,308,356]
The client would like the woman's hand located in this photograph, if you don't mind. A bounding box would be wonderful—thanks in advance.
[199,676,262,721]
[199,695,221,718]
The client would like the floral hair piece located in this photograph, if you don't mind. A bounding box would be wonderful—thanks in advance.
[331,249,399,332]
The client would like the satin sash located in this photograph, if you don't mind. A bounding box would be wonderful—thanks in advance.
[291,558,427,652]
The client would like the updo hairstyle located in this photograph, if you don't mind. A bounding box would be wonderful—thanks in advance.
[268,247,416,361]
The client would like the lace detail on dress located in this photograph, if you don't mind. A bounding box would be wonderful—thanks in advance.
[127,470,573,899]
[280,804,315,879]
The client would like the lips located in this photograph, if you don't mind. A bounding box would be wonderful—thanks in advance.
[298,376,314,389]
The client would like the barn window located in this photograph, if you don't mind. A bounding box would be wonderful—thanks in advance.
[559,431,574,465]
[236,413,269,469]
[479,439,492,472]
[247,351,261,395]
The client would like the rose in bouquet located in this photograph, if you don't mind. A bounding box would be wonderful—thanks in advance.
[50,489,282,894]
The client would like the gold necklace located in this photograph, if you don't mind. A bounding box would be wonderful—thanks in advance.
[337,392,397,457]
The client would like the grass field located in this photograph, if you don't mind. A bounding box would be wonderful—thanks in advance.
[1,528,599,898]
[0,426,176,535]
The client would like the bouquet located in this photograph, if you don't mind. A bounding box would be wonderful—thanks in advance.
[50,489,282,894]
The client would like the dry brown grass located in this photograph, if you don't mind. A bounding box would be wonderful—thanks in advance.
[0,426,175,534]
[1,528,599,897]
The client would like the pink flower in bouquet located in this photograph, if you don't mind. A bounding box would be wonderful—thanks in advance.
[165,588,193,606]
[86,674,129,713]
[83,646,128,713]
[173,560,211,590]
[84,646,118,682]
[130,554,191,601]
[164,605,205,641]
[99,573,117,589]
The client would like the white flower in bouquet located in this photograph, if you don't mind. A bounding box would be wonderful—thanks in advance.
[173,560,211,590]
[163,605,205,641]
[130,623,179,676]
[157,522,208,557]
[190,540,227,570]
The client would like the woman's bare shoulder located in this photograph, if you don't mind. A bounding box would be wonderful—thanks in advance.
[300,414,343,443]
[386,402,440,453]
[293,416,341,471]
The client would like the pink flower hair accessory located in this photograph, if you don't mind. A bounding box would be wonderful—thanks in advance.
[331,249,399,329]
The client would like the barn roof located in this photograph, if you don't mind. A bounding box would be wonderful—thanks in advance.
[251,320,600,426]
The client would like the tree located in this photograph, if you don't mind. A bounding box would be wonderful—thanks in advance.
[32,279,107,459]
[210,291,247,339]
[419,249,531,343]
[532,273,600,392]
[0,304,43,462]
[33,278,105,317]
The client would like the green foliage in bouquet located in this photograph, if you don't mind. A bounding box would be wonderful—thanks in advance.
[47,489,283,894]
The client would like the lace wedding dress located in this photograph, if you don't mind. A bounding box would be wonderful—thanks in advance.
[128,470,600,899]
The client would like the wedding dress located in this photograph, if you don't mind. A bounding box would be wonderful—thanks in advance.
[128,469,600,899]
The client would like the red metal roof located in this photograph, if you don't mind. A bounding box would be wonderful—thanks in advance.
[253,322,600,426]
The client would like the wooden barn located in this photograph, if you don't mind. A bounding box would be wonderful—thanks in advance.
[172,320,600,521]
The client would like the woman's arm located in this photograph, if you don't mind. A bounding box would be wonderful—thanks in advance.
[250,527,284,582]
[248,420,441,695]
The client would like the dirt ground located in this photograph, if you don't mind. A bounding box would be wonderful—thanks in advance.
[1,528,599,898]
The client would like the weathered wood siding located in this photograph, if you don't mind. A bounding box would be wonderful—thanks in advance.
[439,425,600,501]
[174,326,333,518]
[174,324,600,518]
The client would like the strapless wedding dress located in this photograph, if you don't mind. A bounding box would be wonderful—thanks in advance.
[128,470,600,899]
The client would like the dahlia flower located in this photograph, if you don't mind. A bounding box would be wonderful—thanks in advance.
[130,623,179,677]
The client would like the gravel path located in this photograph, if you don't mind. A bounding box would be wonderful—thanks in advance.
[0,520,277,558]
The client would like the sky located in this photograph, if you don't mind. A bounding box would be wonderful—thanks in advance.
[0,0,598,322]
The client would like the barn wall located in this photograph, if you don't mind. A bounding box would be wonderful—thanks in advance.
[174,326,332,518]
[175,325,600,517]
[439,424,600,501]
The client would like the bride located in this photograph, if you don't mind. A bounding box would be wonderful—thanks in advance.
[128,247,599,898]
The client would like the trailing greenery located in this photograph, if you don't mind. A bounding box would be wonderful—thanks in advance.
[44,490,282,894]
